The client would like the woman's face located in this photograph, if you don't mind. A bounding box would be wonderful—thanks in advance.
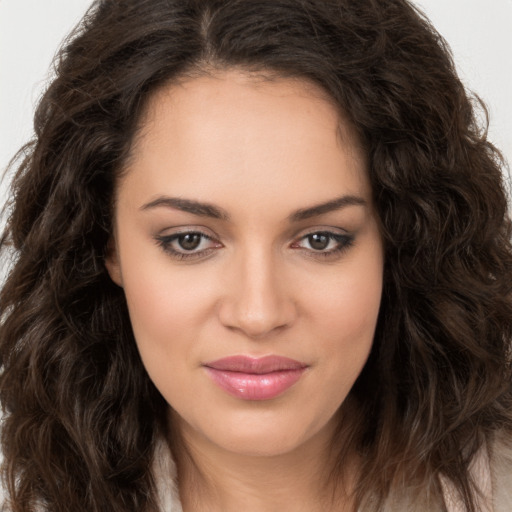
[107,70,384,457]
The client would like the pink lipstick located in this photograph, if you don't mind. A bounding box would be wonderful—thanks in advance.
[203,355,308,400]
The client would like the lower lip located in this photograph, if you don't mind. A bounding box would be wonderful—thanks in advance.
[204,367,306,400]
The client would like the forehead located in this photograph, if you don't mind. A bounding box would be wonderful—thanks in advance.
[121,69,371,211]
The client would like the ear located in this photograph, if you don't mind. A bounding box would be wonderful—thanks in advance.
[105,238,123,287]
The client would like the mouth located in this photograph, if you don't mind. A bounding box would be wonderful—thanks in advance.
[203,355,308,401]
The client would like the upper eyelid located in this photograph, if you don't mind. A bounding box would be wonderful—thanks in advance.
[156,226,350,241]
[155,230,354,263]
[155,231,220,259]
[157,229,351,252]
[157,230,218,246]
[291,232,352,248]
[291,227,350,244]
[157,226,219,239]
[296,226,349,236]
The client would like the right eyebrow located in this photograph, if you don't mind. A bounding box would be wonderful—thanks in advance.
[140,196,231,221]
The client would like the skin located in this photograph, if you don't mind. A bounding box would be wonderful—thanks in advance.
[106,69,384,511]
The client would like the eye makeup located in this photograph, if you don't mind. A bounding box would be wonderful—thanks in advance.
[291,231,355,260]
[154,229,355,262]
[155,230,222,261]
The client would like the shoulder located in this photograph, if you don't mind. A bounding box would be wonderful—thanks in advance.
[362,432,512,512]
[441,430,512,512]
[489,430,512,511]
[150,433,512,512]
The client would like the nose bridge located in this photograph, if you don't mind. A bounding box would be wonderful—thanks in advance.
[219,241,295,338]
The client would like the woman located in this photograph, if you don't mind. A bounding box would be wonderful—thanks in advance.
[1,0,511,511]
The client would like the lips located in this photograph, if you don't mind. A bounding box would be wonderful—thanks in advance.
[203,355,308,401]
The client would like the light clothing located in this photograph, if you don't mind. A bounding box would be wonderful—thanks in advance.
[152,433,512,512]
[1,434,510,510]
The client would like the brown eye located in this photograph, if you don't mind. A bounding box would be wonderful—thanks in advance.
[177,233,202,251]
[291,230,355,259]
[155,231,222,261]
[307,233,330,251]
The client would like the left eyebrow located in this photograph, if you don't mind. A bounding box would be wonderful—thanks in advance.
[288,195,367,222]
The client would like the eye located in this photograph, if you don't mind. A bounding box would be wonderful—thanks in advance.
[174,233,204,251]
[291,231,354,258]
[155,231,222,260]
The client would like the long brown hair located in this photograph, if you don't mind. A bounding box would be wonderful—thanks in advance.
[1,1,511,510]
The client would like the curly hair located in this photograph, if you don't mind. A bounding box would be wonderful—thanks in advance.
[1,0,511,511]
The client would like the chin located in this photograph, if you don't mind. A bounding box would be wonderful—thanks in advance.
[226,430,307,457]
[191,407,336,459]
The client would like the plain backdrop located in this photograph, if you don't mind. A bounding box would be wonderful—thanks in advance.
[1,0,512,212]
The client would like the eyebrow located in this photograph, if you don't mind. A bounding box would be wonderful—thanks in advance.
[288,195,366,222]
[140,196,230,220]
[140,194,366,222]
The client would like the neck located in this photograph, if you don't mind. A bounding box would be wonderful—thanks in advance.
[170,410,359,512]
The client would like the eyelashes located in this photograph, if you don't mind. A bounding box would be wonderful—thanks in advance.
[290,232,354,256]
[154,230,355,262]
[154,231,220,261]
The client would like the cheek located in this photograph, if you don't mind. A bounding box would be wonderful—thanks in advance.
[310,256,382,339]
[327,277,381,339]
[305,251,383,381]
[120,266,218,403]
[116,234,221,362]
[123,268,216,350]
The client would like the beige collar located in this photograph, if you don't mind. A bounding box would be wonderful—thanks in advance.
[153,437,506,512]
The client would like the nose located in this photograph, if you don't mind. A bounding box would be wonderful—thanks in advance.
[217,247,297,339]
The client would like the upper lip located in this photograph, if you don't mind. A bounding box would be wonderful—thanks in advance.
[204,355,308,374]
